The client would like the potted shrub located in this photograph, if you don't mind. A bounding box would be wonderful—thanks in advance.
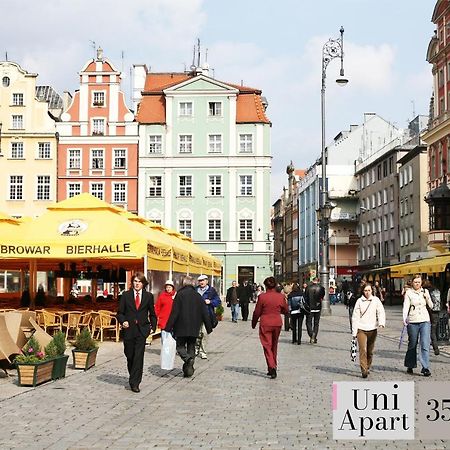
[215,304,224,321]
[72,327,98,370]
[14,336,54,387]
[45,331,69,380]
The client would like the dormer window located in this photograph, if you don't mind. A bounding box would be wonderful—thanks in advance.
[92,118,105,135]
[2,76,10,87]
[92,91,105,106]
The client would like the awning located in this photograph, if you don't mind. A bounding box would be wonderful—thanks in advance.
[389,254,450,277]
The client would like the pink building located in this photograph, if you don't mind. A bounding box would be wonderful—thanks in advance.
[56,49,138,212]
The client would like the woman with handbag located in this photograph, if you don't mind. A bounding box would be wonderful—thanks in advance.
[352,283,386,378]
[403,274,433,377]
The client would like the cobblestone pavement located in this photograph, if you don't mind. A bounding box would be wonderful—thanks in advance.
[0,303,449,449]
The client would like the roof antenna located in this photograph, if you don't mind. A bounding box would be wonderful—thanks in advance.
[191,44,196,71]
[5,51,7,61]
[205,48,208,63]
[197,38,201,67]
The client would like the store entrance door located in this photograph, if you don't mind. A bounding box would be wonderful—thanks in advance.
[237,266,254,286]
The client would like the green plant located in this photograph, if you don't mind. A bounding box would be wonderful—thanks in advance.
[215,304,224,316]
[73,327,98,351]
[14,336,47,364]
[45,331,66,358]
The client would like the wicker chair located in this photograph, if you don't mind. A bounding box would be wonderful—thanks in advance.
[92,310,119,342]
[78,311,93,333]
[62,311,83,339]
[42,310,62,334]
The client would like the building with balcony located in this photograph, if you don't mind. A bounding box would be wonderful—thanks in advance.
[56,49,138,212]
[134,63,273,291]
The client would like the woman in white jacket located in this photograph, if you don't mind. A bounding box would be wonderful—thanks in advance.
[352,283,386,378]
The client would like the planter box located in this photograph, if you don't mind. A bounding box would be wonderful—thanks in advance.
[72,348,98,370]
[51,354,69,380]
[16,359,54,387]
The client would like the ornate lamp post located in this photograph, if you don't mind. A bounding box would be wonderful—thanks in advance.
[319,27,348,316]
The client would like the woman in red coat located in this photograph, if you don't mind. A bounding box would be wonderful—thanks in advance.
[155,280,176,334]
[252,276,288,379]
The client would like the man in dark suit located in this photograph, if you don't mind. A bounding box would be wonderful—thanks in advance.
[237,280,253,321]
[117,272,156,392]
[164,276,212,377]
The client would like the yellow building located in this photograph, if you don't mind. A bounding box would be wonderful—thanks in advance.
[0,61,62,217]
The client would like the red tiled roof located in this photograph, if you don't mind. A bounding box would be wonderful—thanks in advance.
[236,93,270,124]
[295,169,306,178]
[143,73,192,92]
[135,94,166,124]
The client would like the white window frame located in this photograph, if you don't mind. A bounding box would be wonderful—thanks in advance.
[9,175,23,200]
[239,175,253,196]
[68,149,81,169]
[38,142,51,159]
[390,213,394,229]
[67,182,82,198]
[148,176,163,197]
[11,142,24,159]
[90,182,104,200]
[112,182,127,204]
[208,175,222,196]
[12,93,24,106]
[113,148,127,169]
[208,134,222,153]
[179,134,193,153]
[179,175,193,197]
[208,101,222,117]
[12,115,23,129]
[208,219,221,241]
[92,91,105,107]
[383,188,387,204]
[409,227,414,244]
[148,135,162,154]
[179,101,193,117]
[179,219,192,238]
[239,134,253,153]
[90,148,104,170]
[239,219,253,241]
[92,118,105,135]
[36,175,51,200]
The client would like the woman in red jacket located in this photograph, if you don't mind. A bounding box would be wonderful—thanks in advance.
[252,276,288,379]
[155,280,176,334]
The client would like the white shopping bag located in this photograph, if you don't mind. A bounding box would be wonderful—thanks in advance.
[160,330,176,370]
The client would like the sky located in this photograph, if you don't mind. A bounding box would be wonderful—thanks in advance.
[0,0,435,202]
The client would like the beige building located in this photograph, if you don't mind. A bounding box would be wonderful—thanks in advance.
[0,61,61,217]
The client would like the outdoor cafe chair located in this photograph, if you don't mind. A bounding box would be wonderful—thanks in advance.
[42,310,62,335]
[92,310,119,342]
[78,311,93,333]
[62,311,83,339]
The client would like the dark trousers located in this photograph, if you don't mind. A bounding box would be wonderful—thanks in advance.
[430,312,439,353]
[356,329,377,374]
[241,302,249,321]
[123,334,146,388]
[176,336,197,363]
[290,313,306,343]
[259,325,281,370]
[306,311,321,338]
[348,306,355,333]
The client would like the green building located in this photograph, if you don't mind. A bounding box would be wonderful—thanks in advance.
[134,65,273,294]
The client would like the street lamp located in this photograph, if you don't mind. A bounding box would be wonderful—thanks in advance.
[319,26,348,316]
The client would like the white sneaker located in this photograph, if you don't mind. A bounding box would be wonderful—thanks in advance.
[199,353,208,360]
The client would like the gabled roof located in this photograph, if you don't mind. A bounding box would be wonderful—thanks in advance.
[143,73,192,92]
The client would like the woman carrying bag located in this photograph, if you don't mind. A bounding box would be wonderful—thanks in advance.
[352,283,386,378]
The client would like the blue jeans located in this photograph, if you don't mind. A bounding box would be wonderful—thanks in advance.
[404,321,431,370]
[231,304,240,321]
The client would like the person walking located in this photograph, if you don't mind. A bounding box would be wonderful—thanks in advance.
[287,282,307,345]
[226,281,240,323]
[251,276,288,379]
[304,277,325,344]
[238,280,252,321]
[164,276,212,377]
[117,272,157,393]
[196,274,221,359]
[422,279,441,356]
[351,283,386,378]
[373,281,385,303]
[403,274,433,377]
[154,280,176,337]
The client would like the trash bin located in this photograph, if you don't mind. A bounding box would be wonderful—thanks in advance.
[437,310,450,344]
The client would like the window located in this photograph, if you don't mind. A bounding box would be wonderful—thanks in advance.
[367,245,371,259]
[239,219,253,241]
[208,134,222,153]
[38,142,51,159]
[148,135,162,154]
[400,229,404,247]
[361,223,365,237]
[372,219,376,234]
[209,102,222,116]
[239,175,253,196]
[113,183,126,203]
[12,93,24,106]
[383,188,387,204]
[377,191,382,206]
[389,156,393,174]
[92,118,105,135]
[12,115,23,129]
[390,213,394,229]
[179,135,192,153]
[36,176,50,200]
[378,217,382,233]
[239,134,253,153]
[404,198,408,215]
[68,149,81,169]
[91,149,104,169]
[371,168,376,184]
[383,160,388,177]
[90,183,104,200]
[400,200,404,217]
[365,172,369,187]
[371,194,376,209]
[384,214,388,231]
[209,175,222,196]
[377,164,382,181]
[208,219,221,241]
[179,102,192,116]
[389,185,394,202]
[67,183,81,198]
[404,228,409,246]
[148,176,162,197]
[439,69,444,87]
[373,244,377,258]
[179,176,192,196]
[390,239,395,256]
[399,170,404,188]
[2,76,10,87]
[93,92,105,106]
[179,220,192,238]
[114,149,126,169]
[9,176,23,200]
[409,227,414,244]
[384,241,389,258]
[361,247,365,261]
[11,142,24,159]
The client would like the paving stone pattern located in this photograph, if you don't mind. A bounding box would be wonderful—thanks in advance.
[0,304,449,449]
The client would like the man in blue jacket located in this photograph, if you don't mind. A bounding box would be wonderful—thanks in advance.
[196,274,221,359]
